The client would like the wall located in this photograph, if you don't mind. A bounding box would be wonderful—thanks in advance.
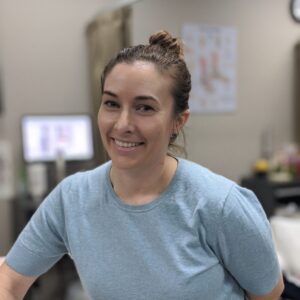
[0,0,103,160]
[131,0,300,181]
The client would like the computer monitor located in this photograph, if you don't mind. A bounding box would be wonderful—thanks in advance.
[21,114,94,163]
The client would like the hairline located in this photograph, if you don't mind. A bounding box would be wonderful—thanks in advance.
[102,59,181,118]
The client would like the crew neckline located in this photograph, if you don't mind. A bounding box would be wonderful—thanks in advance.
[105,158,183,212]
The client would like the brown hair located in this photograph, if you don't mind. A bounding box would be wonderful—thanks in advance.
[100,30,191,155]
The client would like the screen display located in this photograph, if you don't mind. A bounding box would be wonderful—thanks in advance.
[22,115,94,162]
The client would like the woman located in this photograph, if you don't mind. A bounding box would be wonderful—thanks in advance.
[0,30,283,299]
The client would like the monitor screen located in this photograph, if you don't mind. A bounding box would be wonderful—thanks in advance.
[21,114,94,162]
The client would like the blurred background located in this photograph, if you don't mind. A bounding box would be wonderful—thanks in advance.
[0,0,300,299]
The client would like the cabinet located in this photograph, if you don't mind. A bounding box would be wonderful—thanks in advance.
[241,176,300,218]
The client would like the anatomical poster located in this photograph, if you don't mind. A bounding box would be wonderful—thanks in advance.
[182,24,237,113]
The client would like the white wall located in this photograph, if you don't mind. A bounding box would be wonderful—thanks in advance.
[131,0,300,181]
[0,0,104,163]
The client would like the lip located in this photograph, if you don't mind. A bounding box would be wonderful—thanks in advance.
[113,137,144,145]
[111,138,144,153]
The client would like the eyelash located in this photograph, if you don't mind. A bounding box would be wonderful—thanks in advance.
[136,105,154,113]
[103,101,155,114]
[103,100,119,109]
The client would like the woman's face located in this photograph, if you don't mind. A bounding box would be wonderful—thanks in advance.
[98,61,186,172]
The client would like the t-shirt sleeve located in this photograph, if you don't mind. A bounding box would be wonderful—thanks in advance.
[212,185,281,295]
[5,182,69,277]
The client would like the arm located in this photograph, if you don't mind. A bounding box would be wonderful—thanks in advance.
[0,260,37,300]
[247,275,284,300]
[209,185,285,298]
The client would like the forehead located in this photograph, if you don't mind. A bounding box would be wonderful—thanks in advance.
[104,61,172,96]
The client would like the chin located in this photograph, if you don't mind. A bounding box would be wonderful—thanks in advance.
[110,156,141,170]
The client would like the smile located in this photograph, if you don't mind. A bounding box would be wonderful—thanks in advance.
[113,139,144,148]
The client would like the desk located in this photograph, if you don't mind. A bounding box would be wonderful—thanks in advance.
[241,176,300,218]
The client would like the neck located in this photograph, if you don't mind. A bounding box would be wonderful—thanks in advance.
[110,155,177,205]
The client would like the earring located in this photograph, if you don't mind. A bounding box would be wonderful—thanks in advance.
[170,133,178,142]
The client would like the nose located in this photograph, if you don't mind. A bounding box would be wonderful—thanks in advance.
[114,109,134,133]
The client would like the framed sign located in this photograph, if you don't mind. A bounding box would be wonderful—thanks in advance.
[182,24,237,114]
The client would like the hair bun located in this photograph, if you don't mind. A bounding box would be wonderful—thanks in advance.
[149,30,184,58]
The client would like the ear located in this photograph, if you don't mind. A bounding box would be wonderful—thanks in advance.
[175,109,190,132]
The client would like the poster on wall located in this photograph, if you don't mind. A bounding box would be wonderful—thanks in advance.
[182,23,237,113]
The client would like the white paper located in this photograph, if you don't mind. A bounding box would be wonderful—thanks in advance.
[182,23,237,114]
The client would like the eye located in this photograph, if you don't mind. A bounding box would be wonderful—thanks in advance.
[136,104,155,114]
[103,100,120,109]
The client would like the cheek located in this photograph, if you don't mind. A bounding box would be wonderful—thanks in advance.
[97,110,109,137]
[146,120,173,143]
[97,107,102,126]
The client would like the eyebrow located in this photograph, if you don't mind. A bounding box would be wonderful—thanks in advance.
[103,90,159,103]
[103,90,117,97]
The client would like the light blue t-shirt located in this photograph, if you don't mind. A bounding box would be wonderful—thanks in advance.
[6,159,280,299]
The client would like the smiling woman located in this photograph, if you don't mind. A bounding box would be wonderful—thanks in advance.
[99,61,184,175]
[98,60,187,204]
[0,30,283,300]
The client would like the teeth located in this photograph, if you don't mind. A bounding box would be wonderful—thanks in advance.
[114,139,142,148]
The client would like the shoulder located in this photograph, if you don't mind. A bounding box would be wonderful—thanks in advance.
[43,161,111,211]
[177,158,263,225]
[60,161,111,193]
[177,158,235,209]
